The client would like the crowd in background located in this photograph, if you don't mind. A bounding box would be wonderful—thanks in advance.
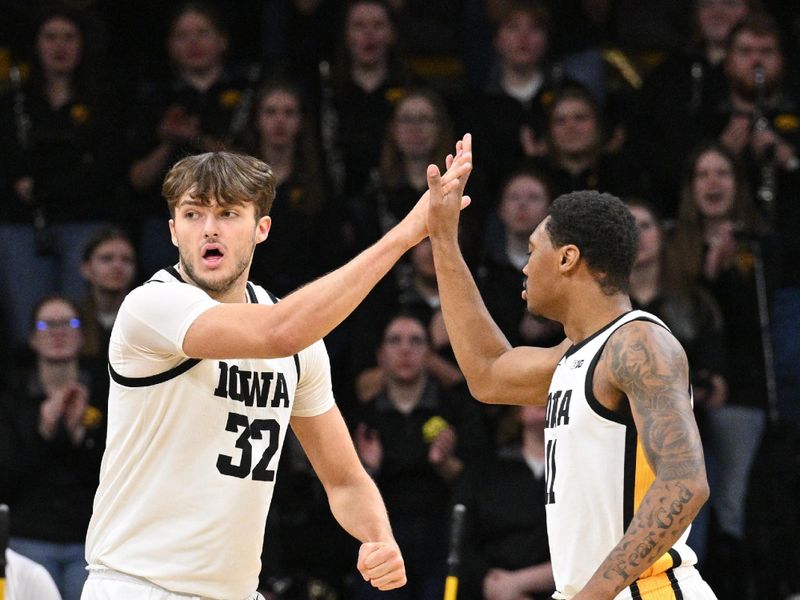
[0,0,799,599]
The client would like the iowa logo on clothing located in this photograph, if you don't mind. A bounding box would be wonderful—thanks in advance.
[213,362,290,408]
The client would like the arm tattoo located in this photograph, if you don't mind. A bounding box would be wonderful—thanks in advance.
[604,324,704,480]
[590,323,708,592]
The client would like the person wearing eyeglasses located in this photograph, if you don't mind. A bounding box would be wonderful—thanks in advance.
[0,295,107,600]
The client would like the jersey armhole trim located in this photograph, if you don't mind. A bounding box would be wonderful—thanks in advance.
[108,358,202,387]
[255,285,301,380]
[584,316,669,424]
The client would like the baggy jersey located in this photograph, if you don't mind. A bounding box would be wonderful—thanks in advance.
[544,310,698,599]
[85,267,335,600]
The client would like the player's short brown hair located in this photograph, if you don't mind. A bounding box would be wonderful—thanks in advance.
[162,152,276,219]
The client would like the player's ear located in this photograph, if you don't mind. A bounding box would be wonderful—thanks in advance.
[255,216,271,244]
[169,219,178,247]
[559,244,580,272]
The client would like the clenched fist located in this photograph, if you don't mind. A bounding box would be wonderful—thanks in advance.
[357,541,406,591]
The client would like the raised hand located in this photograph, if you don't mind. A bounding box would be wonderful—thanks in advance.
[396,133,473,247]
[428,133,473,242]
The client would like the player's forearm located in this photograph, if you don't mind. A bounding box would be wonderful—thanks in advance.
[580,475,709,598]
[268,147,470,356]
[268,226,416,357]
[326,471,396,545]
[429,236,512,400]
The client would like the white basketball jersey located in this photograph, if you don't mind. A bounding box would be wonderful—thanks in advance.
[544,310,698,600]
[85,267,335,600]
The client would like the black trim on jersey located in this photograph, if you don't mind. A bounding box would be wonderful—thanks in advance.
[586,350,633,425]
[138,274,302,382]
[627,536,685,600]
[583,316,667,425]
[630,570,683,600]
[256,286,301,381]
[622,423,638,529]
[668,548,682,568]
[630,581,643,600]
[108,358,202,387]
[562,310,634,359]
[166,265,185,282]
[666,567,684,599]
[145,265,184,285]
[595,318,671,533]
[246,282,258,303]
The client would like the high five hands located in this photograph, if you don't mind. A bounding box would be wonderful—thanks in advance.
[427,133,473,242]
[398,133,473,248]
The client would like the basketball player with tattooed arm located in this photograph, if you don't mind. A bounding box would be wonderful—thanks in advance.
[79,141,472,600]
[426,135,717,599]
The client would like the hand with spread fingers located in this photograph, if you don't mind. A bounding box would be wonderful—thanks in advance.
[427,133,473,243]
[396,133,473,248]
[357,540,407,591]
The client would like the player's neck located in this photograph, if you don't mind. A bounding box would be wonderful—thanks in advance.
[209,281,249,304]
[562,291,632,344]
[178,263,250,304]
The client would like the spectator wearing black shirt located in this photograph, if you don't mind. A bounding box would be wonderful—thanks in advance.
[627,0,755,217]
[478,167,563,350]
[454,405,554,600]
[627,198,729,563]
[126,1,257,276]
[348,87,456,255]
[527,85,632,199]
[243,80,340,298]
[353,313,488,600]
[322,0,412,200]
[77,226,137,396]
[671,142,769,596]
[0,295,108,600]
[0,6,122,350]
[458,0,568,193]
[701,13,800,428]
